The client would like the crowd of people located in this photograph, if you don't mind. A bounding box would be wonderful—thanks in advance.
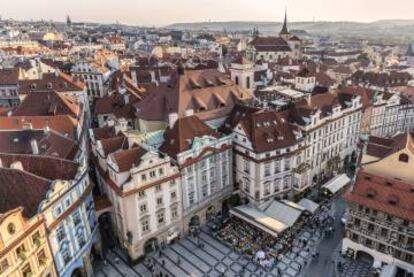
[214,201,336,272]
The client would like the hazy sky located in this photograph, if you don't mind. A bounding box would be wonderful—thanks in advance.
[2,0,414,26]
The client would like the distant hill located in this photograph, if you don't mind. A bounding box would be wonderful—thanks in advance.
[167,20,414,41]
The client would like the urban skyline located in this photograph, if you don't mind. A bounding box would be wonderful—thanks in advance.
[1,0,414,26]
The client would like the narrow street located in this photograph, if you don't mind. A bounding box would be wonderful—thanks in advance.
[305,197,346,277]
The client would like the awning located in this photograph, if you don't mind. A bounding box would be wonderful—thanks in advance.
[230,200,305,237]
[297,198,320,214]
[322,174,351,195]
[230,205,286,237]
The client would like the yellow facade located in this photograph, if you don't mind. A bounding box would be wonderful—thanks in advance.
[362,148,414,184]
[0,208,56,277]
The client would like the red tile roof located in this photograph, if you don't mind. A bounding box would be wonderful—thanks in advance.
[0,168,51,218]
[0,68,19,85]
[13,90,81,119]
[238,109,299,153]
[343,171,414,221]
[160,115,219,159]
[0,129,78,160]
[111,147,147,172]
[0,153,78,181]
[366,132,414,159]
[0,115,78,139]
[134,69,252,122]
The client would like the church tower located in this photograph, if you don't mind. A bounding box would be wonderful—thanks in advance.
[279,9,291,40]
[66,15,72,28]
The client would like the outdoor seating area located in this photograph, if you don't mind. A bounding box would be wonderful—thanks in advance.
[213,199,336,273]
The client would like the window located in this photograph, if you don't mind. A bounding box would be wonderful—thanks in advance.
[138,191,146,198]
[149,171,156,178]
[244,179,250,193]
[235,76,239,85]
[264,162,271,177]
[170,191,177,200]
[37,249,47,266]
[285,159,290,170]
[202,184,208,197]
[155,184,161,192]
[72,211,82,226]
[399,153,409,163]
[141,219,150,232]
[158,168,164,175]
[243,158,250,174]
[188,192,195,205]
[140,204,147,213]
[32,231,41,247]
[0,259,9,274]
[274,160,280,173]
[156,197,163,206]
[21,263,32,277]
[56,225,66,242]
[7,223,16,235]
[264,182,271,196]
[171,206,178,219]
[157,212,165,225]
[141,174,147,181]
[246,76,250,89]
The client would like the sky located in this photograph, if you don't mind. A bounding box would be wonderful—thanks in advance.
[2,0,414,26]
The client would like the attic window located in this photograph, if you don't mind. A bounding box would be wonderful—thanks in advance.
[267,138,274,143]
[277,136,284,140]
[388,196,399,206]
[30,84,37,89]
[256,123,261,127]
[399,153,409,163]
[385,181,393,187]
[366,189,376,199]
[364,176,372,181]
[273,120,277,125]
[47,82,53,89]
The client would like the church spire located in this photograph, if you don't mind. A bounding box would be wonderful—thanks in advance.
[280,9,289,35]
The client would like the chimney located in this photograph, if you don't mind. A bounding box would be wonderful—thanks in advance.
[30,139,39,155]
[184,109,194,117]
[168,113,178,128]
[124,93,129,104]
[306,93,312,106]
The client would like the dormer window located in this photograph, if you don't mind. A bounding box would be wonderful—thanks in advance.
[399,153,409,163]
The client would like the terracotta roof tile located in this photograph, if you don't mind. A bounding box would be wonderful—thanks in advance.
[344,171,414,221]
[0,168,51,218]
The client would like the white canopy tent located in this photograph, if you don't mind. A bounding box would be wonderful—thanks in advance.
[322,174,351,195]
[297,198,320,214]
[230,200,304,237]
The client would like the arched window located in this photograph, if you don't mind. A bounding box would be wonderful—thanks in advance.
[399,153,409,163]
[235,76,239,85]
[246,76,250,89]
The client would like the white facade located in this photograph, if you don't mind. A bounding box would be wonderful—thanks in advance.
[105,149,182,260]
[177,135,233,231]
[71,62,109,101]
[40,160,97,277]
[300,97,363,183]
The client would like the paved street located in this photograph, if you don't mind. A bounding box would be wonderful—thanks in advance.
[305,197,346,277]
[92,189,372,277]
[94,205,335,277]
